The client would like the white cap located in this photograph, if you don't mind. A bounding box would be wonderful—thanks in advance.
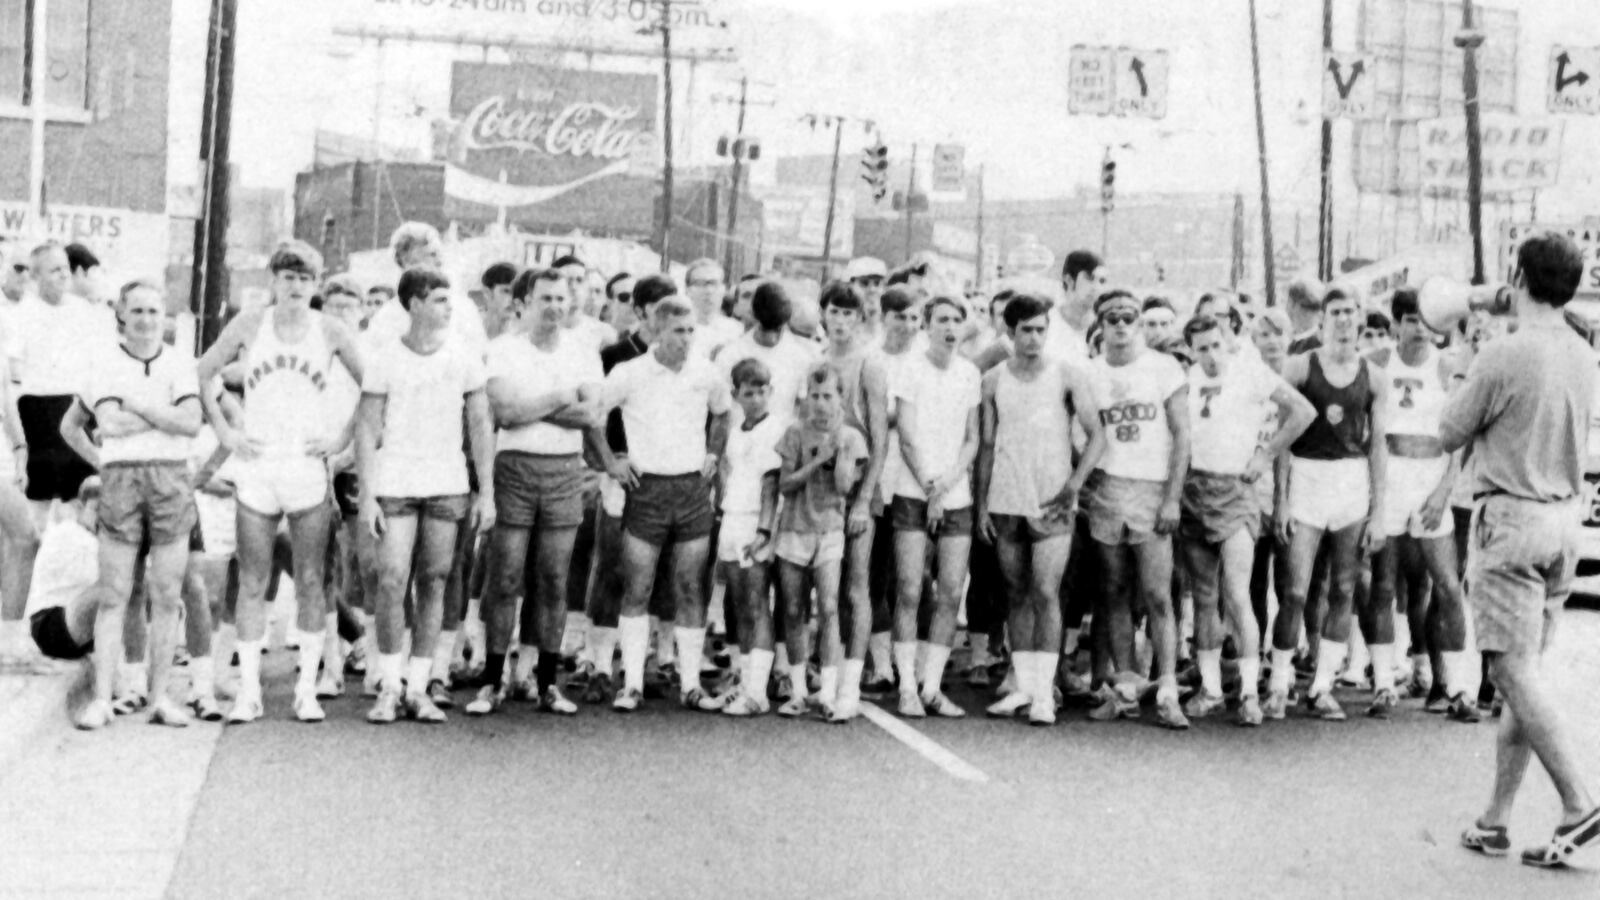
[843,257,888,280]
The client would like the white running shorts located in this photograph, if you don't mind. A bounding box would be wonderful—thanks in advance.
[1288,457,1370,533]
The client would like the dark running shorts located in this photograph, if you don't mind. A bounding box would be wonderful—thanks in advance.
[623,472,714,546]
[19,395,95,503]
[1179,470,1261,545]
[890,495,974,536]
[333,471,359,519]
[30,606,91,660]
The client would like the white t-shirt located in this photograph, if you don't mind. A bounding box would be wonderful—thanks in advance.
[691,314,745,361]
[1188,357,1282,476]
[566,315,619,357]
[11,293,118,396]
[363,337,486,497]
[1042,312,1090,368]
[716,330,821,427]
[875,343,921,504]
[722,413,785,515]
[602,351,733,475]
[79,344,202,464]
[366,292,488,362]
[893,353,982,509]
[488,331,603,456]
[24,518,98,617]
[1089,351,1187,482]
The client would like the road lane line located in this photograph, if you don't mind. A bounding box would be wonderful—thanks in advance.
[858,703,990,783]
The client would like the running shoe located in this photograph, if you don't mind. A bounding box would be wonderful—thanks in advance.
[464,685,504,717]
[293,690,326,723]
[776,695,808,718]
[826,698,859,724]
[1058,668,1093,700]
[427,679,455,710]
[1154,694,1191,730]
[148,697,192,728]
[1305,690,1347,721]
[1182,690,1226,720]
[994,666,1018,697]
[721,689,770,718]
[583,672,613,705]
[611,686,643,712]
[315,669,344,700]
[362,675,383,698]
[1519,807,1600,869]
[541,685,578,716]
[1424,683,1451,714]
[367,690,400,724]
[1367,687,1399,719]
[679,686,723,712]
[404,692,447,723]
[1088,684,1140,722]
[773,674,794,704]
[112,690,148,717]
[76,699,114,731]
[508,676,538,703]
[985,692,1031,719]
[859,674,895,699]
[896,692,926,719]
[1446,693,1483,724]
[1459,820,1510,858]
[1237,694,1264,727]
[227,694,264,725]
[1028,698,1056,727]
[568,660,595,692]
[188,693,224,723]
[922,692,966,719]
[1261,690,1288,720]
[1407,658,1434,698]
[343,642,367,676]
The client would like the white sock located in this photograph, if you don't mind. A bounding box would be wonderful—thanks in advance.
[379,652,404,694]
[818,666,839,705]
[749,648,775,698]
[915,640,930,675]
[920,644,951,700]
[1441,650,1468,698]
[788,662,808,700]
[1197,647,1223,697]
[356,612,375,663]
[190,656,215,699]
[431,632,456,683]
[514,644,539,684]
[591,626,618,678]
[1370,643,1396,692]
[893,641,919,697]
[619,615,649,692]
[1237,655,1261,699]
[868,631,892,677]
[839,658,864,704]
[1036,653,1059,705]
[1311,640,1347,695]
[1269,647,1294,695]
[1010,651,1035,701]
[1410,651,1430,678]
[237,639,264,696]
[296,631,325,695]
[406,656,431,698]
[675,627,706,692]
[120,660,149,695]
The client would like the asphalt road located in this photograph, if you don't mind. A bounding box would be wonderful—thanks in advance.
[163,612,1600,900]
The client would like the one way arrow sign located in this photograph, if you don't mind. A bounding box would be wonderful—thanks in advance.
[1322,51,1375,119]
[1549,45,1600,115]
[1112,47,1168,119]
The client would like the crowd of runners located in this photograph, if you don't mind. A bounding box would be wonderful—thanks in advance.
[0,223,1573,742]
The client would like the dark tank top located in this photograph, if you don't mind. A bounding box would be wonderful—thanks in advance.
[1290,352,1371,460]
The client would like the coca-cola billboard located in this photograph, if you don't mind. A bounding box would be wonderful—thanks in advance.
[444,62,659,230]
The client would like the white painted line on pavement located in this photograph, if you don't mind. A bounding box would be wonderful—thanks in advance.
[858,703,990,783]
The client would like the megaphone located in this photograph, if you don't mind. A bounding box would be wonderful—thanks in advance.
[1418,276,1513,335]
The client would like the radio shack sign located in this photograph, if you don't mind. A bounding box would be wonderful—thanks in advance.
[443,62,658,227]
[1416,113,1564,194]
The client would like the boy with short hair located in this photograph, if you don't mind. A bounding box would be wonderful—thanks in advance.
[774,365,868,721]
[717,358,785,717]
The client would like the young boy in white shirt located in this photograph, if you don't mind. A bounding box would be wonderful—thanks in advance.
[717,359,785,717]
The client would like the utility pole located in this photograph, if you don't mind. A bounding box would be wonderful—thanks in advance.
[820,116,845,280]
[1456,0,1487,284]
[903,142,918,260]
[1317,0,1334,282]
[26,0,47,232]
[189,0,238,352]
[370,37,386,253]
[974,164,986,290]
[724,75,749,278]
[1248,0,1278,306]
[656,0,675,273]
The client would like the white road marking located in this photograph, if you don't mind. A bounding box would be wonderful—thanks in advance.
[858,703,990,783]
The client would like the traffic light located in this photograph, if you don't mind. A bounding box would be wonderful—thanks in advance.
[1100,157,1116,213]
[860,143,889,202]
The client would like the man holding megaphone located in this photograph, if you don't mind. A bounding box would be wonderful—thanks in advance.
[1445,231,1600,869]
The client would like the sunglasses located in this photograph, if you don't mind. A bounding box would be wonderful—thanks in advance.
[1100,312,1139,326]
[11,264,26,274]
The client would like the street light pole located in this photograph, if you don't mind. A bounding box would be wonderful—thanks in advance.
[1457,0,1487,285]
[1249,0,1278,306]
[1317,0,1334,282]
[656,0,675,273]
[723,75,749,278]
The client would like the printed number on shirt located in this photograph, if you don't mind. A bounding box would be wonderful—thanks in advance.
[1394,377,1420,409]
[1198,385,1221,419]
[1102,401,1157,442]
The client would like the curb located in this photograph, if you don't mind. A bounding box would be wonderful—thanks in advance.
[0,669,80,781]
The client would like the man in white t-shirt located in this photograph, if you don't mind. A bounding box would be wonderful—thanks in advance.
[365,222,488,360]
[1177,316,1312,727]
[553,254,617,356]
[465,267,604,718]
[356,267,495,725]
[890,296,981,719]
[60,280,202,730]
[1080,289,1191,730]
[598,294,733,712]
[685,258,744,361]
[713,281,818,428]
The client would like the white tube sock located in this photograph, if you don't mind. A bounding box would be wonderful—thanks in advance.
[236,640,263,697]
[788,662,809,700]
[1269,647,1294,695]
[406,656,432,698]
[748,648,775,698]
[1441,650,1468,699]
[675,627,706,692]
[1197,648,1223,697]
[296,631,325,695]
[1370,643,1396,692]
[893,641,918,697]
[1311,640,1347,695]
[379,652,404,694]
[591,626,618,677]
[431,631,456,683]
[839,658,864,704]
[514,644,539,685]
[619,615,649,692]
[190,656,215,699]
[819,666,839,705]
[868,632,892,678]
[920,644,951,700]
[1237,655,1261,699]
